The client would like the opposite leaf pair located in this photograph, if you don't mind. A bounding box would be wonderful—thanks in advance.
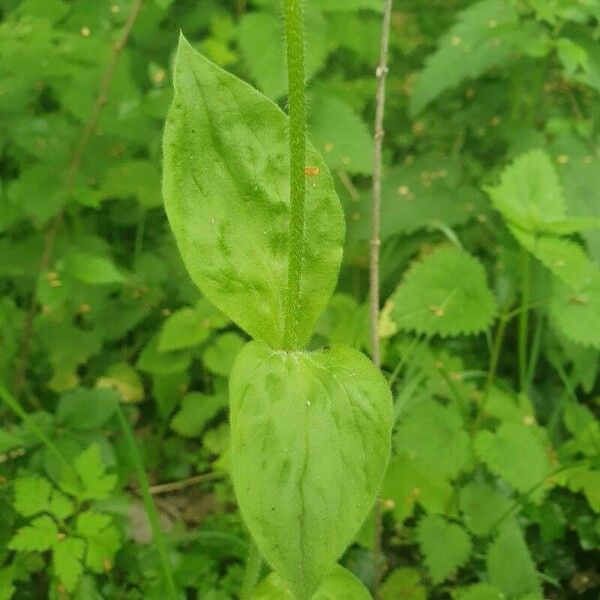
[162,36,392,599]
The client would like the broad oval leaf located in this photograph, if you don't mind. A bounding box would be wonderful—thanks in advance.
[230,341,392,599]
[163,35,344,350]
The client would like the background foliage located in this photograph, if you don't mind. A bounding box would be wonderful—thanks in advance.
[1,0,599,598]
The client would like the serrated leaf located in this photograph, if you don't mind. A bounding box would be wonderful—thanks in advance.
[417,515,472,584]
[53,537,85,593]
[68,444,116,501]
[551,274,600,348]
[487,149,565,232]
[9,515,58,552]
[389,246,497,337]
[410,0,527,114]
[486,521,542,598]
[458,479,512,537]
[13,476,74,520]
[170,392,225,438]
[95,362,144,404]
[202,332,246,376]
[163,36,344,350]
[309,93,373,175]
[230,341,392,599]
[564,465,600,512]
[380,567,426,600]
[76,511,121,572]
[382,454,454,523]
[395,400,471,478]
[456,583,504,600]
[475,423,551,500]
[511,230,598,289]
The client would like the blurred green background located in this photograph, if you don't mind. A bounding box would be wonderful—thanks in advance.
[0,0,599,598]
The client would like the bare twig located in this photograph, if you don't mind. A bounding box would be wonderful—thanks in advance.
[149,472,224,495]
[370,1,393,598]
[12,0,143,398]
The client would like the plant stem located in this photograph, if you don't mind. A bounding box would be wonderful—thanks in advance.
[115,405,178,600]
[240,543,262,599]
[282,0,306,350]
[370,1,394,597]
[0,382,75,479]
[518,249,531,393]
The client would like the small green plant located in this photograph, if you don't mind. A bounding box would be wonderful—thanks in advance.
[161,2,392,597]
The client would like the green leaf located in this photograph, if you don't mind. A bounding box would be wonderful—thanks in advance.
[69,444,117,501]
[309,93,373,175]
[53,537,85,593]
[380,567,426,600]
[551,274,600,348]
[0,565,15,600]
[158,307,212,352]
[486,521,542,598]
[475,423,551,500]
[458,479,512,537]
[76,511,121,572]
[410,0,533,114]
[163,36,344,350]
[389,246,497,337]
[487,149,566,232]
[57,388,119,431]
[170,392,225,438]
[66,253,125,285]
[13,476,74,520]
[230,341,392,599]
[9,515,58,552]
[395,400,471,479]
[252,565,371,600]
[456,583,504,600]
[96,362,144,404]
[202,332,246,376]
[416,514,472,584]
[237,10,328,99]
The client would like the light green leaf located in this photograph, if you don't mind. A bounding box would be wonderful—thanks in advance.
[456,583,504,600]
[9,515,58,552]
[486,521,542,598]
[76,511,121,572]
[66,253,125,286]
[252,565,371,600]
[158,307,212,352]
[416,514,472,584]
[230,341,392,599]
[551,274,600,348]
[53,537,85,593]
[313,0,382,11]
[102,159,161,208]
[13,476,52,517]
[309,93,373,175]
[96,362,144,404]
[237,10,328,99]
[170,392,225,438]
[71,444,117,501]
[395,400,471,479]
[380,567,426,600]
[202,332,246,376]
[163,36,344,350]
[487,149,565,232]
[0,565,15,600]
[389,246,497,337]
[458,479,512,537]
[475,423,551,500]
[564,465,600,512]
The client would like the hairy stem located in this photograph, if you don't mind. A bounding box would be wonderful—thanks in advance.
[371,1,394,597]
[282,0,306,350]
[115,405,177,600]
